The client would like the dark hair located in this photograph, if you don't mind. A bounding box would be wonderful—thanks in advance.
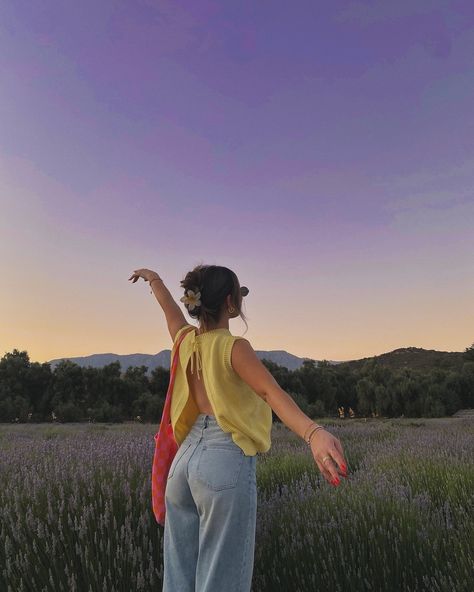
[180,263,249,334]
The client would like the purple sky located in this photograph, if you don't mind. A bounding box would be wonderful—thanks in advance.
[1,1,473,363]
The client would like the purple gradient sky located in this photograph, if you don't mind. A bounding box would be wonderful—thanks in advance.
[1,1,473,364]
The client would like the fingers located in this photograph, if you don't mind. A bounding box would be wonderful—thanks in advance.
[313,442,348,486]
[128,269,152,283]
[331,446,348,475]
[315,459,333,483]
[328,436,347,472]
[128,272,141,283]
[333,437,343,456]
[322,455,343,485]
[313,452,336,485]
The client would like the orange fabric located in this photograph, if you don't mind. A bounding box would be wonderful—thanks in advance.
[151,326,194,525]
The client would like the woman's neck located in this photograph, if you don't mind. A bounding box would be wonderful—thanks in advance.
[196,323,229,335]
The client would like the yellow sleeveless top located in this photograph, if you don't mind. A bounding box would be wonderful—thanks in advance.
[169,324,272,456]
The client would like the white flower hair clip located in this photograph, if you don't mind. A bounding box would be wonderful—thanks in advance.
[180,285,249,312]
[180,288,202,311]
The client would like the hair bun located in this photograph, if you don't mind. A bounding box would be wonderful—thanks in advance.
[179,264,248,331]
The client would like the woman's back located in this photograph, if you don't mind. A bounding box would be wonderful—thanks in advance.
[170,323,272,456]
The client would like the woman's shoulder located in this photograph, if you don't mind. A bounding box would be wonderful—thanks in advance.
[173,323,196,345]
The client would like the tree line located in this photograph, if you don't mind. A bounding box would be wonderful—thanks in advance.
[1,346,473,423]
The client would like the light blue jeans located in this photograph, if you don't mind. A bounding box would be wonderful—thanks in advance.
[162,413,258,592]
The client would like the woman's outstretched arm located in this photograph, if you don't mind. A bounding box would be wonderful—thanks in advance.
[128,268,187,341]
[149,276,188,341]
[230,337,348,486]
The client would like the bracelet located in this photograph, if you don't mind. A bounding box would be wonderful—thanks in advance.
[303,421,323,444]
[303,420,316,442]
[306,424,324,447]
[303,420,323,442]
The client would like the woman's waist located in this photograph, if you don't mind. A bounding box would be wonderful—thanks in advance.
[184,413,236,445]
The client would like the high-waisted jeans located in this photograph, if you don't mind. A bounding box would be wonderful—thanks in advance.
[162,413,257,592]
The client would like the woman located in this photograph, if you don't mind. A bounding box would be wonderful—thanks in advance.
[129,263,347,592]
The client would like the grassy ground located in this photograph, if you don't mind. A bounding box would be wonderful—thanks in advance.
[0,417,472,591]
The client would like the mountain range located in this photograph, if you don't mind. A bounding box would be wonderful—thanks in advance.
[47,345,467,375]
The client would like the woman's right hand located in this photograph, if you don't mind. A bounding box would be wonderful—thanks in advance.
[310,428,348,486]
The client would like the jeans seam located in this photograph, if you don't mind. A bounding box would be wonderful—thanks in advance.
[186,439,201,480]
[237,458,253,592]
[168,441,192,479]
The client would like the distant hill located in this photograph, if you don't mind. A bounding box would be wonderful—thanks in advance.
[47,349,319,374]
[338,346,466,372]
[47,345,467,375]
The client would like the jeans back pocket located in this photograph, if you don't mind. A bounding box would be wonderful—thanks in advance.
[196,445,244,491]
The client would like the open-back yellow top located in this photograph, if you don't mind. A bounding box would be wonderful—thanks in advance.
[169,324,272,456]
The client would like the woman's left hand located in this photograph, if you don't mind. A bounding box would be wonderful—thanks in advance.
[128,268,160,284]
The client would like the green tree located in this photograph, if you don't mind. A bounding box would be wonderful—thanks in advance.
[463,342,474,361]
[356,377,377,416]
[375,384,390,416]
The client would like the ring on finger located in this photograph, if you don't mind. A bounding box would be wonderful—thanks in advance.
[322,455,331,464]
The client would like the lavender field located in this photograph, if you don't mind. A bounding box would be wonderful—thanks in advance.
[0,418,472,592]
